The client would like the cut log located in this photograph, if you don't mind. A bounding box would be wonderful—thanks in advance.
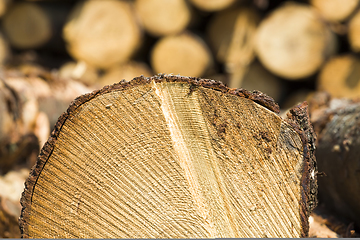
[151,33,213,77]
[348,10,360,52]
[255,2,336,80]
[310,0,359,22]
[2,2,71,51]
[99,61,152,86]
[310,96,360,230]
[20,75,317,238]
[189,0,236,12]
[317,54,360,98]
[63,0,141,69]
[2,2,52,49]
[135,0,191,37]
[207,7,260,88]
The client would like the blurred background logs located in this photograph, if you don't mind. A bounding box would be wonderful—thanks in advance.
[1,0,360,238]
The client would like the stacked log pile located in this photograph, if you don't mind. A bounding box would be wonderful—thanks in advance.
[0,0,359,238]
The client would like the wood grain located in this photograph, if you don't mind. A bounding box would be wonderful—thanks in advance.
[20,75,316,238]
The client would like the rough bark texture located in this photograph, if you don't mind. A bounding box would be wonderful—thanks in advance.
[310,95,360,230]
[19,75,316,238]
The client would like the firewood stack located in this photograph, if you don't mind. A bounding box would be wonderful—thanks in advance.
[0,0,359,238]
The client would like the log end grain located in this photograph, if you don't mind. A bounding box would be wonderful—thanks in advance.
[63,1,141,69]
[19,75,317,238]
[255,2,336,79]
[317,55,360,98]
[151,33,213,77]
[2,2,51,49]
[135,0,191,36]
[311,0,359,22]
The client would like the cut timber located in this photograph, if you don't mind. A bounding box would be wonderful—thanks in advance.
[135,0,191,37]
[20,75,317,238]
[99,62,152,86]
[189,0,236,11]
[310,97,360,230]
[151,33,213,77]
[310,0,359,22]
[207,7,260,88]
[317,55,360,98]
[348,10,360,52]
[63,0,141,69]
[255,2,336,80]
[2,2,51,49]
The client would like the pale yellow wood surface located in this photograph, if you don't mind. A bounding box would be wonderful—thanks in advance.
[151,33,212,77]
[317,55,360,98]
[189,0,236,11]
[311,0,359,22]
[2,2,51,49]
[255,2,336,79]
[349,10,360,52]
[135,0,191,37]
[26,81,305,238]
[208,7,259,88]
[63,1,141,69]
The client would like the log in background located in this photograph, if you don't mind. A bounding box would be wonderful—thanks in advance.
[0,0,360,238]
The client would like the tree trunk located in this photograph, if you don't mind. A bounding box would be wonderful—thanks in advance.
[207,7,259,88]
[310,0,359,22]
[310,95,360,230]
[20,75,317,238]
[134,0,191,37]
[317,54,360,98]
[2,2,70,50]
[63,0,141,69]
[151,33,213,77]
[255,2,336,80]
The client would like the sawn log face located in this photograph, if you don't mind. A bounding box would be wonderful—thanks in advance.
[19,75,316,238]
